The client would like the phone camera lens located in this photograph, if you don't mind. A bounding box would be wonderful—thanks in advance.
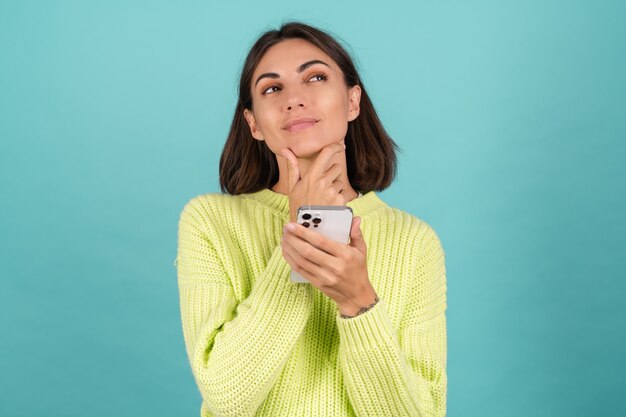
[302,222,310,228]
[302,213,312,220]
[312,217,321,224]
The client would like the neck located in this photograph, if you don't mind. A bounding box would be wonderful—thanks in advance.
[271,152,359,202]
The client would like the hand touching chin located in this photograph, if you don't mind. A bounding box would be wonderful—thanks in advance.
[290,140,344,160]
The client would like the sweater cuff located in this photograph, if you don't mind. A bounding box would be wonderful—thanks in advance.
[335,298,397,351]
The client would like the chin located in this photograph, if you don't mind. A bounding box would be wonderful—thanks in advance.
[293,149,323,159]
[290,138,342,159]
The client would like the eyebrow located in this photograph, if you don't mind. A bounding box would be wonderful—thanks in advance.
[254,59,330,87]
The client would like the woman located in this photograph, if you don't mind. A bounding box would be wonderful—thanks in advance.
[176,21,447,417]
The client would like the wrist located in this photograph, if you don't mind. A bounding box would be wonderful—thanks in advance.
[338,292,379,318]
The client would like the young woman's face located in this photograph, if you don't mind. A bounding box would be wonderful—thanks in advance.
[244,38,361,159]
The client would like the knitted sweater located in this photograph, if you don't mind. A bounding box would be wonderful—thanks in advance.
[175,188,447,417]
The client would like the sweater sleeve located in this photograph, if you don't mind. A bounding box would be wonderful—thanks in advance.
[335,224,447,417]
[176,198,314,417]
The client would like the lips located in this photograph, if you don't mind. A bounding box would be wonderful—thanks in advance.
[282,117,319,132]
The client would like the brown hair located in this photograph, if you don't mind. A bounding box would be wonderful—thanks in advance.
[219,21,399,195]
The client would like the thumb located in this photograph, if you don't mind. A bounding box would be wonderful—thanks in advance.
[349,216,366,252]
[281,148,301,192]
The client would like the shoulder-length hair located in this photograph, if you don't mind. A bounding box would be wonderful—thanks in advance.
[219,21,399,195]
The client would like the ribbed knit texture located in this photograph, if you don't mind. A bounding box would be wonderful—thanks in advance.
[175,188,447,417]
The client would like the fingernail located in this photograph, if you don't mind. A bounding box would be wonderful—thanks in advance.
[286,223,296,231]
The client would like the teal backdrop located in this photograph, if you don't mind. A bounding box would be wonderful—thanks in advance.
[1,1,624,416]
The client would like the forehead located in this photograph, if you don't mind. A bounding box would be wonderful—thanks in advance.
[254,38,339,75]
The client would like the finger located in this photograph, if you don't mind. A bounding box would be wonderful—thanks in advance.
[323,166,345,202]
[282,248,321,287]
[284,226,337,267]
[286,222,345,258]
[282,237,328,285]
[283,239,347,298]
[330,179,344,196]
[323,163,343,184]
[282,245,310,278]
[349,216,367,252]
[309,142,346,180]
[281,148,301,193]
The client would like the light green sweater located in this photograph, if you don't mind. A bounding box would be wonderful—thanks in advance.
[175,188,447,417]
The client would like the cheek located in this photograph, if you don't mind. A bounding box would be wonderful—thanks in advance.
[252,105,280,135]
[323,87,346,107]
[251,108,288,154]
[318,92,350,138]
[324,120,349,143]
[319,88,350,118]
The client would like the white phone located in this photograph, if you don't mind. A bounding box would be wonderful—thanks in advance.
[290,205,353,283]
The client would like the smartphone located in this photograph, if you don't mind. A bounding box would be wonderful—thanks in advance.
[290,205,353,283]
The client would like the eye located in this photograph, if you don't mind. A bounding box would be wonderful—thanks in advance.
[262,85,281,95]
[308,73,327,82]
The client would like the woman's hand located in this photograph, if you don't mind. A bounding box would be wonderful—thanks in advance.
[281,215,378,316]
[281,142,350,223]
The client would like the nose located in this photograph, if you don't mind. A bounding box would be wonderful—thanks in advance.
[286,102,305,111]
[283,85,307,111]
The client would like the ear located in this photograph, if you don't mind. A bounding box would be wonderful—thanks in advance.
[347,85,361,122]
[243,108,264,141]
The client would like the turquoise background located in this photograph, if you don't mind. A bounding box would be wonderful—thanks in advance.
[1,1,624,416]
